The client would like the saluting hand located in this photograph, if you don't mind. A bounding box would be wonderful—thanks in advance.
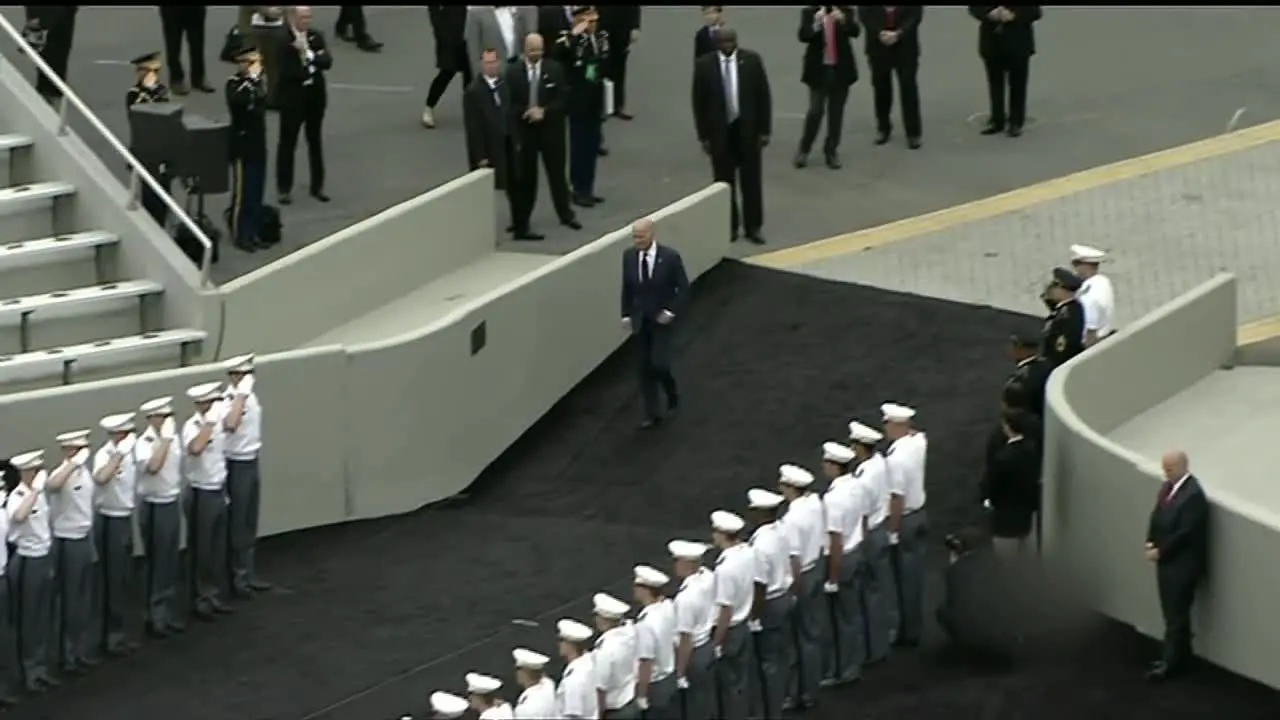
[630,29,640,44]
[142,70,159,89]
[987,7,1004,21]
[572,20,589,35]
[813,7,826,21]
[831,8,846,23]
[293,31,308,52]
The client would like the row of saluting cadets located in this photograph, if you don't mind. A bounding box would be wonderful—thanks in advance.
[0,354,268,703]
[418,403,929,720]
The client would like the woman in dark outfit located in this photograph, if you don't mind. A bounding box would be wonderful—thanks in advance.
[982,410,1040,556]
[422,5,471,129]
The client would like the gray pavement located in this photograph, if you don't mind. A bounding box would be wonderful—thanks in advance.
[3,7,1280,284]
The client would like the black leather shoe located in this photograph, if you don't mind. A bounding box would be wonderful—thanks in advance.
[613,111,634,121]
[505,224,514,233]
[825,154,842,170]
[357,38,384,53]
[232,585,254,599]
[744,233,766,246]
[248,579,275,592]
[561,218,582,230]
[211,599,235,614]
[907,136,923,150]
[1006,125,1023,138]
[234,240,257,253]
[590,195,605,204]
[980,122,1004,135]
[572,194,596,208]
[513,230,545,241]
[597,146,609,157]
[335,28,355,42]
[192,81,216,94]
[38,675,60,689]
[168,621,187,634]
[792,152,808,169]
[874,129,891,145]
[278,192,292,206]
[639,417,662,430]
[0,692,19,706]
[146,623,171,639]
[310,189,331,203]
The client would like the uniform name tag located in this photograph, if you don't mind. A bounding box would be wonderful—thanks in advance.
[585,63,598,82]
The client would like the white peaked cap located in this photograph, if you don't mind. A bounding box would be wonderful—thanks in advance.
[512,647,550,670]
[667,539,709,560]
[557,618,594,642]
[429,691,470,718]
[822,442,855,464]
[848,421,883,445]
[99,413,136,433]
[224,353,256,373]
[593,592,630,619]
[880,403,916,423]
[187,381,224,402]
[747,488,785,510]
[710,510,745,534]
[633,564,670,588]
[11,450,44,470]
[465,672,503,694]
[1070,244,1107,263]
[140,396,174,416]
[55,429,92,447]
[778,464,815,488]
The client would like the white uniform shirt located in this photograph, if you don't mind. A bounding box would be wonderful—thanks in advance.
[854,454,891,529]
[824,475,864,553]
[515,677,558,719]
[0,498,10,575]
[135,426,183,503]
[557,653,598,719]
[94,438,138,517]
[594,622,638,710]
[1078,273,1116,339]
[712,543,756,625]
[885,433,928,512]
[479,701,515,719]
[781,493,826,572]
[6,479,52,557]
[224,392,263,461]
[182,408,229,491]
[635,599,677,683]
[50,459,95,539]
[673,567,716,647]
[750,522,793,598]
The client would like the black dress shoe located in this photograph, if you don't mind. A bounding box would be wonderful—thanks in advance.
[980,122,1005,135]
[1006,125,1023,138]
[38,675,60,689]
[639,417,662,430]
[907,136,922,150]
[505,224,514,233]
[597,146,609,157]
[234,241,258,253]
[792,152,808,169]
[874,129,891,145]
[562,218,582,230]
[613,111,634,121]
[211,599,235,614]
[248,579,274,592]
[278,192,293,206]
[0,692,20,706]
[60,662,83,676]
[825,154,842,170]
[310,189,331,203]
[167,621,186,634]
[572,194,596,208]
[146,623,171,639]
[192,81,216,94]
[590,195,605,204]
[744,233,766,246]
[336,28,355,42]
[513,230,545,241]
[231,585,254,599]
[357,38,384,53]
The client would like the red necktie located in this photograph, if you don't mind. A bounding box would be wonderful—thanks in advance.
[823,15,837,65]
[885,6,897,30]
[1158,481,1175,505]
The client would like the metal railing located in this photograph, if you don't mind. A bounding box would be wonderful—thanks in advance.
[0,15,215,287]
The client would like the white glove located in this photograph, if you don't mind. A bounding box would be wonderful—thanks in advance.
[982,499,992,510]
[621,317,632,332]
[161,417,177,439]
[823,581,839,594]
[713,645,723,659]
[72,447,90,466]
[888,532,900,545]
[32,471,47,492]
[676,677,689,690]
[747,619,763,633]
[235,374,256,396]
[118,435,137,457]
[636,697,649,711]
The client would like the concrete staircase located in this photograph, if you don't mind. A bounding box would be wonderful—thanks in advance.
[0,132,205,394]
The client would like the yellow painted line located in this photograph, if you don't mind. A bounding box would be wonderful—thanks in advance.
[1237,315,1280,345]
[752,119,1280,270]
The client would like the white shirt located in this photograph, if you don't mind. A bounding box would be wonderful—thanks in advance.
[51,457,95,538]
[673,567,716,647]
[135,425,183,503]
[224,392,263,460]
[6,479,52,557]
[0,499,9,575]
[854,454,891,528]
[825,474,864,553]
[639,243,657,281]
[720,51,739,122]
[495,7,518,58]
[594,622,638,710]
[94,437,139,517]
[712,543,756,625]
[782,492,826,571]
[515,677,558,719]
[182,408,229,491]
[1078,273,1116,339]
[635,599,677,683]
[885,432,928,512]
[479,702,515,720]
[750,522,793,598]
[557,653,598,719]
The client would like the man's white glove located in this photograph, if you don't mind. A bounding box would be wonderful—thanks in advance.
[823,581,839,594]
[982,499,992,510]
[161,417,177,439]
[621,317,632,333]
[118,435,137,457]
[747,619,763,633]
[636,697,650,711]
[235,374,256,396]
[713,645,723,659]
[32,471,47,492]
[676,677,689,690]
[72,447,90,467]
[888,532,900,545]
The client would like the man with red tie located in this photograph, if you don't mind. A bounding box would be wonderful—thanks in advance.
[795,6,859,170]
[857,6,923,149]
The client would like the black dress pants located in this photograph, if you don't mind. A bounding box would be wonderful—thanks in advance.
[277,93,327,194]
[711,122,764,237]
[798,68,849,156]
[426,63,472,108]
[336,6,368,38]
[1156,567,1198,671]
[982,53,1030,129]
[33,14,75,100]
[871,56,922,138]
[512,128,573,230]
[159,6,208,86]
[609,47,630,112]
[636,318,677,420]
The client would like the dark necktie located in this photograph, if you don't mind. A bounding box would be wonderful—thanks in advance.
[641,252,652,282]
[1158,481,1176,505]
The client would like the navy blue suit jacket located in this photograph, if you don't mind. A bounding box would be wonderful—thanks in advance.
[621,244,689,323]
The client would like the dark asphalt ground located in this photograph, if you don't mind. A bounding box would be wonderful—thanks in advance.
[3,7,1280,283]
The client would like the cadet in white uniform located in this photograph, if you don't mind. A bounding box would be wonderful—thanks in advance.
[555,618,598,719]
[135,396,186,637]
[592,592,638,718]
[631,565,677,718]
[222,354,272,596]
[882,403,928,647]
[512,647,557,719]
[709,510,755,720]
[183,381,234,619]
[746,488,793,720]
[668,539,715,720]
[775,464,823,711]
[819,442,867,685]
[6,450,56,691]
[94,412,141,655]
[848,421,892,662]
[47,428,97,671]
[1070,244,1116,346]
[0,481,15,706]
[466,672,514,719]
[430,690,470,718]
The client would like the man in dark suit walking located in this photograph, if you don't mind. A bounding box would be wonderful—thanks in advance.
[693,6,725,62]
[22,6,77,103]
[1144,450,1209,683]
[464,48,518,230]
[968,5,1041,137]
[692,27,772,245]
[424,5,472,129]
[795,6,859,170]
[858,6,923,148]
[621,218,689,429]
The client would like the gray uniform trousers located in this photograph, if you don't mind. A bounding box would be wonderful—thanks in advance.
[188,488,228,610]
[821,548,866,683]
[603,700,640,719]
[644,674,678,719]
[95,514,134,650]
[861,525,893,663]
[11,553,54,686]
[0,579,18,695]
[786,566,822,704]
[891,510,929,645]
[749,594,793,720]
[140,500,182,630]
[53,535,96,664]
[681,641,716,720]
[226,458,262,592]
[714,622,751,720]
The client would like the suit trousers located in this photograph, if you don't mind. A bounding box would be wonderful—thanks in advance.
[711,122,764,237]
[568,113,603,196]
[982,52,1030,128]
[230,155,267,244]
[609,47,631,111]
[139,162,172,228]
[336,6,369,38]
[635,318,677,420]
[34,13,75,100]
[798,68,849,156]
[277,93,327,194]
[870,54,922,138]
[513,127,573,228]
[54,535,95,666]
[159,6,208,86]
[787,566,822,704]
[96,514,135,651]
[226,458,263,592]
[141,500,183,631]
[1157,565,1198,671]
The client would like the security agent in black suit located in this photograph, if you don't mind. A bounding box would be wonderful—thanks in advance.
[1040,267,1086,368]
[1145,451,1209,683]
[126,51,173,228]
[858,5,923,148]
[274,7,333,206]
[597,6,640,119]
[968,5,1041,137]
[621,218,689,429]
[693,7,725,62]
[22,6,77,103]
[504,33,581,241]
[692,27,772,245]
[981,410,1040,554]
[795,6,859,170]
[463,49,519,229]
[158,6,213,95]
[1004,329,1051,418]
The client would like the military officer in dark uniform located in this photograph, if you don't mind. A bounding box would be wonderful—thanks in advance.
[1040,267,1086,368]
[1004,329,1051,418]
[561,6,609,208]
[126,51,172,227]
[226,46,270,253]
